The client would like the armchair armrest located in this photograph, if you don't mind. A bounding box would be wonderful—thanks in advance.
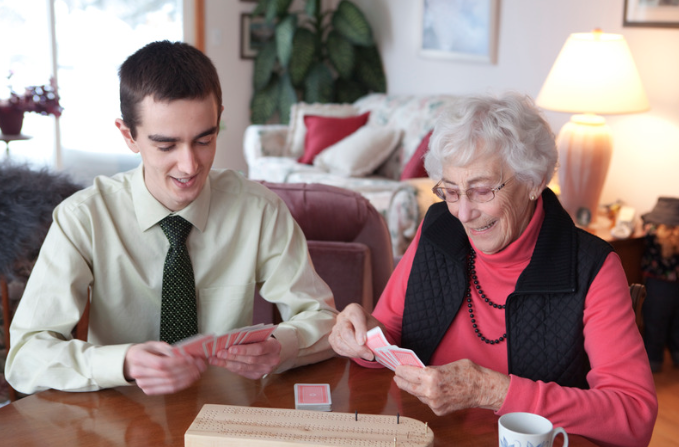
[243,124,291,166]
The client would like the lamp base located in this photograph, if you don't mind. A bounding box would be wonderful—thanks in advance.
[556,114,612,224]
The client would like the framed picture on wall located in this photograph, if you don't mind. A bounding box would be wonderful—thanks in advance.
[240,13,274,59]
[419,0,499,63]
[624,0,679,27]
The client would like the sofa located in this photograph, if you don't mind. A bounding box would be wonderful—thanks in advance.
[243,93,460,256]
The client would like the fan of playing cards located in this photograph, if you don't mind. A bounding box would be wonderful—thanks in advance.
[171,323,276,358]
[366,327,425,371]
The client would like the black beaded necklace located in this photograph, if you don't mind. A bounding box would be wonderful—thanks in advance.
[466,249,507,345]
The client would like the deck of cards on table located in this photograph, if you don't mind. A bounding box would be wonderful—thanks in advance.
[366,327,425,371]
[171,323,276,358]
[294,383,332,411]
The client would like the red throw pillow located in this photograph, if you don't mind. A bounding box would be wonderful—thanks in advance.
[298,112,370,165]
[400,130,433,180]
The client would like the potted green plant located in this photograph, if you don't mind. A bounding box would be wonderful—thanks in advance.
[0,76,63,136]
[249,0,387,124]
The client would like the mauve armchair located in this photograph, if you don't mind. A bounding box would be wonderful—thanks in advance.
[253,182,394,324]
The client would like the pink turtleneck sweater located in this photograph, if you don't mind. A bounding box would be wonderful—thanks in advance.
[366,197,657,447]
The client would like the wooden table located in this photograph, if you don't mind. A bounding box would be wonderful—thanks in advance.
[0,357,594,446]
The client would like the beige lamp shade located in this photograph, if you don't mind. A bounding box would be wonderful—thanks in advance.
[536,31,649,115]
[536,30,649,224]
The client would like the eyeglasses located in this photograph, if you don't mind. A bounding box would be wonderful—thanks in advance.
[432,177,512,203]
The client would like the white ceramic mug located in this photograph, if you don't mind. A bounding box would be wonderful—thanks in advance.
[498,412,568,447]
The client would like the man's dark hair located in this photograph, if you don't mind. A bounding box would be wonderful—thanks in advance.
[119,40,223,139]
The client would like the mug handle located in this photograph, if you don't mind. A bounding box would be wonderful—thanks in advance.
[552,427,568,447]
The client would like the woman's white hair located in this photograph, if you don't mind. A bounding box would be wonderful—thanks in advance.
[424,92,557,190]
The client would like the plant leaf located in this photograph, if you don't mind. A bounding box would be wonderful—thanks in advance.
[355,45,387,92]
[332,0,373,47]
[304,0,320,18]
[304,62,335,104]
[251,74,281,124]
[289,28,316,87]
[276,14,297,68]
[335,78,368,104]
[253,41,278,91]
[274,0,294,16]
[278,74,298,124]
[265,0,278,22]
[253,0,270,16]
[326,30,355,80]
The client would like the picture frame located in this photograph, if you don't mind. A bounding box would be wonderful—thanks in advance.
[240,13,275,60]
[419,0,499,64]
[624,0,679,28]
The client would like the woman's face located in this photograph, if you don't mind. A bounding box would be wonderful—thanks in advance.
[440,154,538,254]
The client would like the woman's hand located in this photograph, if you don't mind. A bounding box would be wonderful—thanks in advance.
[329,303,385,361]
[393,359,510,415]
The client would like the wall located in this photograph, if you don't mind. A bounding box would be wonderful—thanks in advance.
[205,0,679,216]
[203,1,252,176]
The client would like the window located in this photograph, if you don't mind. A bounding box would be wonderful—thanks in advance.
[1,0,187,185]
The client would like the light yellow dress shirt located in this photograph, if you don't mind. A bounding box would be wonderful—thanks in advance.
[6,165,337,393]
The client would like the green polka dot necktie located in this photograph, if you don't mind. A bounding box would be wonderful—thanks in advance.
[159,215,198,344]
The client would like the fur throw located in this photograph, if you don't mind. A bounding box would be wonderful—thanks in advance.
[0,162,83,280]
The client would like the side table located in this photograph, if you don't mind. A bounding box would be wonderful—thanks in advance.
[1,133,32,158]
[584,217,645,284]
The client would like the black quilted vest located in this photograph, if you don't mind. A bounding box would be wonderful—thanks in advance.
[401,188,612,388]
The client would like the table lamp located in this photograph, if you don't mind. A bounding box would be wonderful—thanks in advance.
[536,30,649,224]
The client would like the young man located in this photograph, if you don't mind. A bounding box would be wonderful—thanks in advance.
[6,41,337,396]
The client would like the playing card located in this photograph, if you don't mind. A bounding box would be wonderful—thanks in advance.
[172,324,277,358]
[215,332,233,352]
[388,346,426,368]
[373,348,396,371]
[230,324,258,345]
[203,337,217,357]
[365,327,425,370]
[366,327,390,351]
[232,329,248,345]
[376,346,401,370]
[238,325,276,344]
[172,334,214,358]
[294,383,332,411]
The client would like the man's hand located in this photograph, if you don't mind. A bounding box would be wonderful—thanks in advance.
[123,341,207,395]
[328,303,383,361]
[393,359,510,415]
[209,336,281,379]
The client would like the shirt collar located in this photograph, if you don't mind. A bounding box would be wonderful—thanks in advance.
[132,164,211,233]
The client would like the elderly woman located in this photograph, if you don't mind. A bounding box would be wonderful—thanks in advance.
[329,93,657,447]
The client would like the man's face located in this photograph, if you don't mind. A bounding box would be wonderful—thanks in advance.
[116,96,220,211]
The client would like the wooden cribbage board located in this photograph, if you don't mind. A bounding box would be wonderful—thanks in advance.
[185,404,434,446]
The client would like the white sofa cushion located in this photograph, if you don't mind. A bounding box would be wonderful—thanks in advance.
[313,126,403,177]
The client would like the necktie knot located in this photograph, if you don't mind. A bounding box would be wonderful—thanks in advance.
[159,215,193,247]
